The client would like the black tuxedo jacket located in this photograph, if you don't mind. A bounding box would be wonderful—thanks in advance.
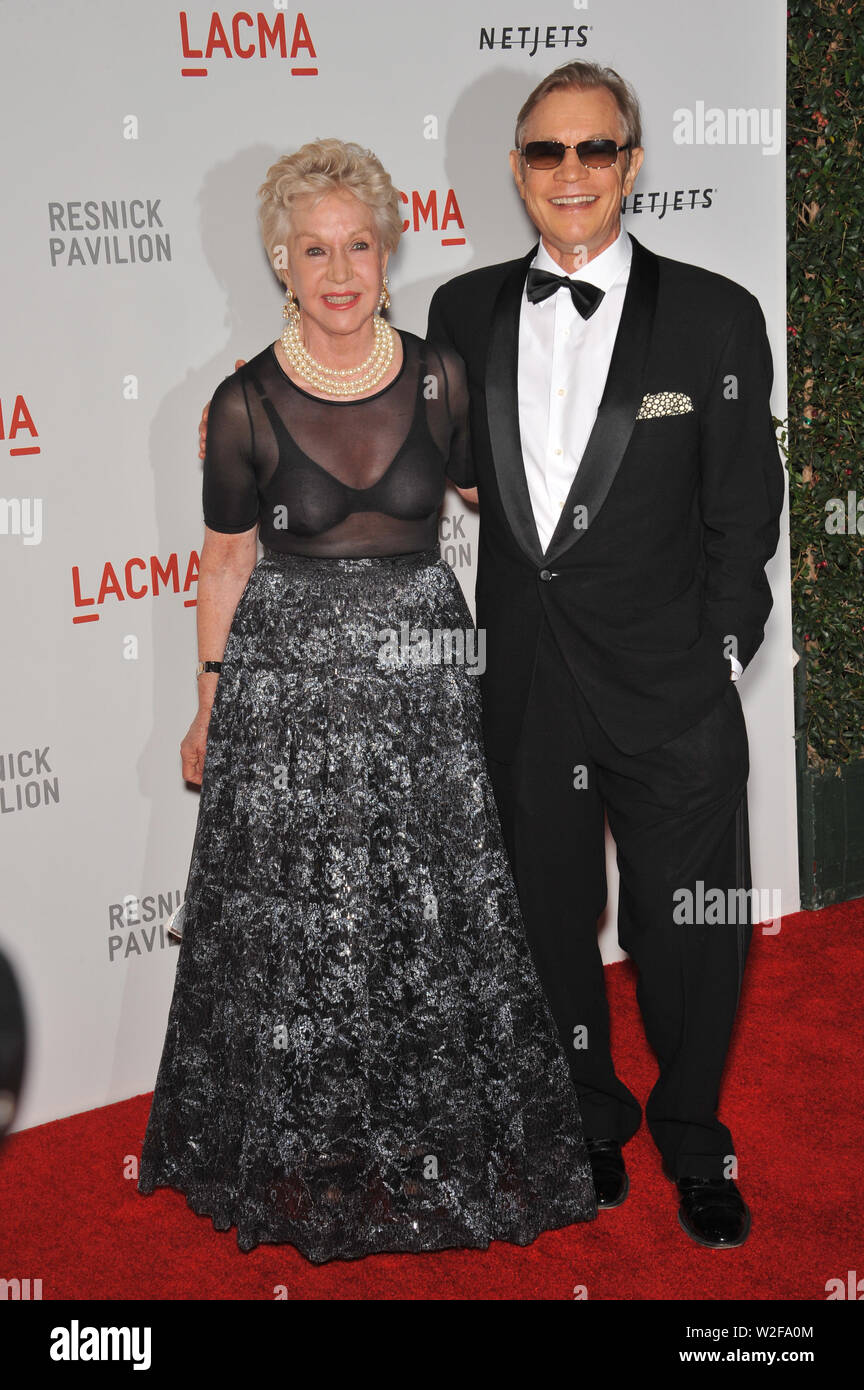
[426,233,785,759]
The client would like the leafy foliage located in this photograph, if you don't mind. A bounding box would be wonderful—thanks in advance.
[788,1,864,764]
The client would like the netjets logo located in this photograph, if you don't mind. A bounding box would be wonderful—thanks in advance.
[673,102,782,156]
[622,187,715,220]
[399,189,466,247]
[479,20,590,55]
[71,550,199,624]
[179,9,317,77]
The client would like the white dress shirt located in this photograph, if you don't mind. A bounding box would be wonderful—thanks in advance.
[516,226,741,681]
[518,227,631,554]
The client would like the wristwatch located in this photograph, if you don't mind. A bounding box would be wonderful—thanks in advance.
[196,661,223,677]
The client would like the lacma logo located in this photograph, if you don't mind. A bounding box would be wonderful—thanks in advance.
[673,102,782,156]
[1,393,39,456]
[399,189,466,247]
[179,9,317,77]
[71,550,199,623]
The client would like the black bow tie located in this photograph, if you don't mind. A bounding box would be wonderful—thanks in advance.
[526,268,605,319]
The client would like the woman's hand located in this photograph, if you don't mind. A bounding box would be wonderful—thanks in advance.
[453,486,479,506]
[181,709,212,786]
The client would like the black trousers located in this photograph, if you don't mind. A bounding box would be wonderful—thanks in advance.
[486,616,753,1181]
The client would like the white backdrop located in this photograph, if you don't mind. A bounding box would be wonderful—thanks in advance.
[0,0,794,1130]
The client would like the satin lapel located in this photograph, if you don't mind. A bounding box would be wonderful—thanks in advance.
[543,235,660,565]
[484,247,544,565]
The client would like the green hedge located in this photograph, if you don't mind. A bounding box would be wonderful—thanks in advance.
[787,1,864,765]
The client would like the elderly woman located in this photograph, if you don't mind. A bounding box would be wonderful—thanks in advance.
[137,139,596,1261]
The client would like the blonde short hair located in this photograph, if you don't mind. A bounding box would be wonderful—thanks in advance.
[258,138,402,281]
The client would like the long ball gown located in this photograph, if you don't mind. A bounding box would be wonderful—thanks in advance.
[137,330,597,1260]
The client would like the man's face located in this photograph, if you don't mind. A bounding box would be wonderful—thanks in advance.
[509,85,644,269]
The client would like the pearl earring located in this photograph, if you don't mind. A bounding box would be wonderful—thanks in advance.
[282,290,301,327]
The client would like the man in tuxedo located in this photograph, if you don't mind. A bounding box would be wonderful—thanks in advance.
[426,61,785,1247]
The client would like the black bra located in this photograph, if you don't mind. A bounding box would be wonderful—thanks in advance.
[245,342,445,536]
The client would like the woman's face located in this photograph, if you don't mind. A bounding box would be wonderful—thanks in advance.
[283,188,388,341]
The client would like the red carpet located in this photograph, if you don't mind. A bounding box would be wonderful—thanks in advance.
[2,901,861,1300]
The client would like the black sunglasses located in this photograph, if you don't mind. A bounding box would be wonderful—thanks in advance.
[519,139,631,170]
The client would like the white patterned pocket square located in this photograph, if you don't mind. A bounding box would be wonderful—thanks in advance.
[636,391,694,420]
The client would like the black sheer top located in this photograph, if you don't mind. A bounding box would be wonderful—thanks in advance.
[202,330,474,557]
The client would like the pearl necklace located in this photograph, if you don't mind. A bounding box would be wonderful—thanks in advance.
[280,312,395,397]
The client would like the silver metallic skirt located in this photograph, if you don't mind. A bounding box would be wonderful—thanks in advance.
[138,546,596,1260]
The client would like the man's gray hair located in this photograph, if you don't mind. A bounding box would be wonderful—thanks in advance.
[514,61,643,155]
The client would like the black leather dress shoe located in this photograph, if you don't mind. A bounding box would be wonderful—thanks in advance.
[585,1138,629,1208]
[662,1164,751,1248]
